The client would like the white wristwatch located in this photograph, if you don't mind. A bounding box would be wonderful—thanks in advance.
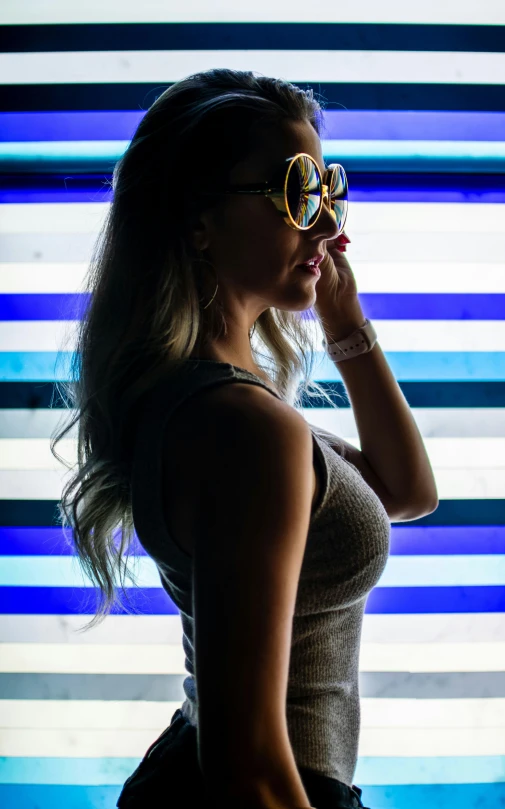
[323,318,377,362]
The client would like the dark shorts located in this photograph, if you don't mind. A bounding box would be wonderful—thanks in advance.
[116,709,370,809]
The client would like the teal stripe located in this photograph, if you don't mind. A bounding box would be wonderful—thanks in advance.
[2,138,505,174]
[2,555,505,587]
[1,755,504,786]
[2,352,505,382]
[0,782,503,809]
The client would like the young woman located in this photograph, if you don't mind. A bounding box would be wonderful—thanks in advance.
[52,68,438,809]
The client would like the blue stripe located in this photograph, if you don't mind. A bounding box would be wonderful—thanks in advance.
[3,351,505,382]
[2,526,504,557]
[2,172,505,204]
[362,783,505,808]
[0,585,503,614]
[2,110,504,143]
[2,293,504,321]
[1,754,504,786]
[0,782,503,809]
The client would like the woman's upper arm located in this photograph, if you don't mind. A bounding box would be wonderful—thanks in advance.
[189,385,314,780]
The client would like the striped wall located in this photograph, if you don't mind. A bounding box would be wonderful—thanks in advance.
[1,3,505,808]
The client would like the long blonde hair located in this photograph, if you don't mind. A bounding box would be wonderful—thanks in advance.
[50,68,344,631]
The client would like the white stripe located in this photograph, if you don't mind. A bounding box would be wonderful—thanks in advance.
[1,0,503,26]
[3,407,504,440]
[2,437,504,471]
[358,728,505,757]
[2,261,505,295]
[353,262,505,294]
[1,466,504,500]
[3,319,505,352]
[0,643,186,673]
[0,263,88,294]
[0,640,504,674]
[2,49,505,86]
[0,614,185,644]
[304,409,505,440]
[378,555,505,587]
[361,613,505,644]
[361,698,505,728]
[1,201,502,234]
[2,612,504,645]
[1,727,503,758]
[1,697,504,730]
[4,230,503,264]
[2,554,504,589]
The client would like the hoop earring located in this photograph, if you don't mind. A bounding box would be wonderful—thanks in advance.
[194,255,219,310]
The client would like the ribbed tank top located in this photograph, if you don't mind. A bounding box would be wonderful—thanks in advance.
[130,359,391,785]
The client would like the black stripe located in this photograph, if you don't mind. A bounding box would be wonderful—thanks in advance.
[2,83,504,112]
[2,381,505,409]
[1,22,504,53]
[1,498,503,527]
[3,171,505,196]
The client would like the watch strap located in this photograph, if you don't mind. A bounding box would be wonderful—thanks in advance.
[323,318,377,362]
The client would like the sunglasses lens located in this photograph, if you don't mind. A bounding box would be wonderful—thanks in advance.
[327,163,348,233]
[285,155,322,229]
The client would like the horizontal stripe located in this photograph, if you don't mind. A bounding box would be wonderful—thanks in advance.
[2,612,504,645]
[3,201,502,234]
[1,697,504,731]
[4,141,505,174]
[4,319,505,351]
[0,784,501,809]
[0,585,503,614]
[4,82,505,114]
[3,436,504,472]
[3,292,505,321]
[0,640,504,673]
[2,554,505,589]
[2,230,503,265]
[4,351,505,383]
[0,754,504,788]
[4,175,505,205]
[1,670,503,701]
[0,784,502,809]
[3,49,505,87]
[0,726,503,758]
[3,380,505,410]
[3,261,505,295]
[3,406,505,440]
[2,1,504,26]
[3,110,505,143]
[1,498,504,528]
[1,465,504,500]
[3,22,505,55]
[12,524,505,559]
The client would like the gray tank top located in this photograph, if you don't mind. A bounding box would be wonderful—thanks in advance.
[130,359,391,785]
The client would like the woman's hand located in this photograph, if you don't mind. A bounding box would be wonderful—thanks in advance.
[314,230,366,339]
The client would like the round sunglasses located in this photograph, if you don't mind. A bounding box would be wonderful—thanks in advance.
[199,152,348,232]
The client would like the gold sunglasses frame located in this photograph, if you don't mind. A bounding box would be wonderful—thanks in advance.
[199,152,348,232]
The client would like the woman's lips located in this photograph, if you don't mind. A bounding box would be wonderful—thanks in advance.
[298,264,321,276]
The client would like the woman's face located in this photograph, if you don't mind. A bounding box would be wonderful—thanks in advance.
[193,118,340,325]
